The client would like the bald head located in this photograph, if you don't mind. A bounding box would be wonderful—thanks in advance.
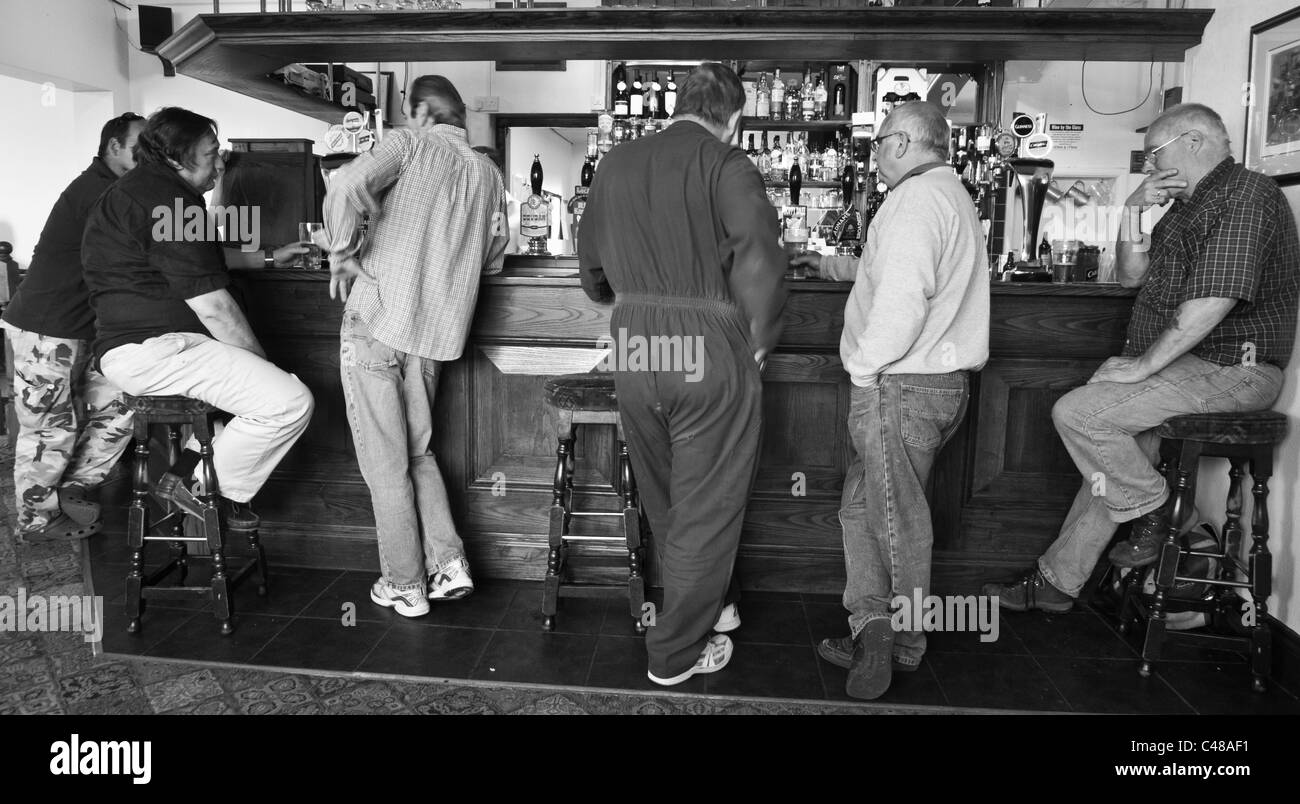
[883,101,950,161]
[1148,103,1231,161]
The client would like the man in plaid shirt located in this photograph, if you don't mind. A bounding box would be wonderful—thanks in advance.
[322,76,508,618]
[985,103,1300,612]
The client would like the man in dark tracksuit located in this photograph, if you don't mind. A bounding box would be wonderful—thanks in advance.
[578,63,787,685]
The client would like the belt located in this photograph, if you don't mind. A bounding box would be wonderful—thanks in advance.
[616,292,746,324]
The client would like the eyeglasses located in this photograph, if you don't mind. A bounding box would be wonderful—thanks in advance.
[872,131,909,153]
[1143,131,1191,163]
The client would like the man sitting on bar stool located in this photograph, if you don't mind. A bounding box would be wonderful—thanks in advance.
[82,107,316,532]
[320,76,508,618]
[983,103,1299,614]
[792,101,990,699]
[579,63,787,685]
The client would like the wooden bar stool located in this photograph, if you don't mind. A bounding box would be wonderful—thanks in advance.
[1116,411,1286,692]
[540,373,647,634]
[123,394,268,636]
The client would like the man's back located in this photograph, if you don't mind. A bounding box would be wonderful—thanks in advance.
[579,120,780,310]
[329,125,505,361]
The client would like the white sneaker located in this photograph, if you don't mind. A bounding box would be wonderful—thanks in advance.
[714,603,741,633]
[370,579,430,618]
[428,557,474,601]
[648,634,733,686]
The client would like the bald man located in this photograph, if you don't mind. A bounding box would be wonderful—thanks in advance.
[983,103,1299,615]
[792,101,989,699]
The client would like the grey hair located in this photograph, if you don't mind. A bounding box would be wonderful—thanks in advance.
[1148,102,1231,158]
[885,101,950,160]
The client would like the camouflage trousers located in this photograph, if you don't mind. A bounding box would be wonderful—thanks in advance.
[3,324,134,533]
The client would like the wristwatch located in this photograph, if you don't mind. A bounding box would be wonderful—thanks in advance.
[263,246,276,268]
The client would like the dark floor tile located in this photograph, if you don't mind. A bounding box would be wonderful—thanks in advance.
[411,579,522,630]
[358,624,493,679]
[801,592,842,606]
[927,652,1071,711]
[297,570,391,622]
[1156,661,1300,715]
[499,587,610,634]
[600,590,659,636]
[804,602,851,644]
[1112,622,1251,664]
[1003,609,1137,660]
[816,655,950,707]
[249,616,389,673]
[923,621,1031,655]
[470,630,597,686]
[1036,656,1193,714]
[704,642,823,700]
[145,612,291,664]
[586,634,708,694]
[98,604,197,656]
[726,597,810,646]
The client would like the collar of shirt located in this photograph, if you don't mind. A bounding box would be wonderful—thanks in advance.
[88,156,117,182]
[1177,155,1236,210]
[420,123,469,143]
[134,160,207,206]
[891,161,952,190]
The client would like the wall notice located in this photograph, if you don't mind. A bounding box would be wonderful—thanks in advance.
[1048,123,1084,151]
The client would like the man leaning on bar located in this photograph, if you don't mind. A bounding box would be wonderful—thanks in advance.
[791,101,989,699]
[983,103,1300,613]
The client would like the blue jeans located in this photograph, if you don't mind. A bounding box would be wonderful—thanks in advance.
[840,372,969,666]
[1039,353,1283,596]
[340,310,466,591]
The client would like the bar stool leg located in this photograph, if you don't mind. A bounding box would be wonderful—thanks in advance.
[542,419,575,632]
[1141,440,1199,677]
[618,437,647,635]
[125,417,151,634]
[164,424,189,585]
[194,414,233,636]
[1247,448,1273,693]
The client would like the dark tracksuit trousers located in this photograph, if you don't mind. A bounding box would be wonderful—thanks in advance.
[613,294,758,678]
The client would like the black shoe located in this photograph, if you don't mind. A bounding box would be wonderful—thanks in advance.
[1107,509,1172,569]
[845,619,896,700]
[154,472,260,531]
[817,636,920,672]
[982,569,1074,613]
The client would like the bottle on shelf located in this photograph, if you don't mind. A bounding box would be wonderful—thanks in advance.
[823,139,839,182]
[647,72,661,119]
[771,135,784,179]
[801,68,816,122]
[747,134,758,166]
[1038,235,1053,269]
[788,156,803,207]
[784,80,800,123]
[813,76,828,121]
[756,72,771,119]
[630,71,645,118]
[664,72,678,117]
[771,68,785,121]
[521,154,551,256]
[613,64,630,119]
[831,64,851,119]
[759,133,773,180]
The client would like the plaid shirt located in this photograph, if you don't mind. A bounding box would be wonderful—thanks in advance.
[323,124,507,361]
[1124,157,1300,368]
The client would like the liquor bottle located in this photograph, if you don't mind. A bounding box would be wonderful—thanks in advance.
[756,73,771,119]
[823,139,839,182]
[801,69,816,122]
[647,73,661,119]
[521,155,551,255]
[664,72,678,117]
[788,157,802,207]
[758,133,772,180]
[747,134,758,166]
[1038,236,1053,269]
[771,135,784,178]
[771,69,785,121]
[813,76,828,121]
[630,72,645,118]
[784,81,800,122]
[613,64,630,119]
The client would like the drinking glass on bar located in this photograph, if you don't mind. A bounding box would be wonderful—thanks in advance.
[299,222,324,269]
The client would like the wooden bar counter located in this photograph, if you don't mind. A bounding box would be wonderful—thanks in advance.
[233,256,1137,595]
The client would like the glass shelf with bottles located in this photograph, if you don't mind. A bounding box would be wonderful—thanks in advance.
[743,129,852,187]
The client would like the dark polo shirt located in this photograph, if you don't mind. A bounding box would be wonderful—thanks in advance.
[2,157,118,340]
[82,162,230,365]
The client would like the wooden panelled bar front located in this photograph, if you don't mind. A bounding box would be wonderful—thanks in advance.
[234,262,1136,595]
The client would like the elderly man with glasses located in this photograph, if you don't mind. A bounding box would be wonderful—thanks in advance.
[984,102,1299,613]
[791,101,990,699]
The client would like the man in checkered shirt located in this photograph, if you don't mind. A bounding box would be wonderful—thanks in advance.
[321,76,508,618]
[985,103,1300,613]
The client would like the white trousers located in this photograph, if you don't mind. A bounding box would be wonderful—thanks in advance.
[99,332,315,502]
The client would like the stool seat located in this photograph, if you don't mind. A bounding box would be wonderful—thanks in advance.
[1156,411,1287,445]
[543,373,618,412]
[124,394,218,416]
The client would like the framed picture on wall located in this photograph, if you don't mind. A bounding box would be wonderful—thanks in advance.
[1246,6,1300,186]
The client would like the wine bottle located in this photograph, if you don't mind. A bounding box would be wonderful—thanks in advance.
[758,133,772,180]
[613,64,630,118]
[788,158,802,207]
[771,69,785,121]
[664,72,678,117]
[756,73,771,119]
[630,71,645,118]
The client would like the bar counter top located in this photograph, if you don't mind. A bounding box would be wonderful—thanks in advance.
[232,256,1138,595]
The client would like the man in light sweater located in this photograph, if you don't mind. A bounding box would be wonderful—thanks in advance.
[791,101,989,699]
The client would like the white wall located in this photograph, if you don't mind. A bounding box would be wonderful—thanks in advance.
[1183,0,1300,631]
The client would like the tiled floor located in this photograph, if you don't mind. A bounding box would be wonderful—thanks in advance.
[82,535,1300,714]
